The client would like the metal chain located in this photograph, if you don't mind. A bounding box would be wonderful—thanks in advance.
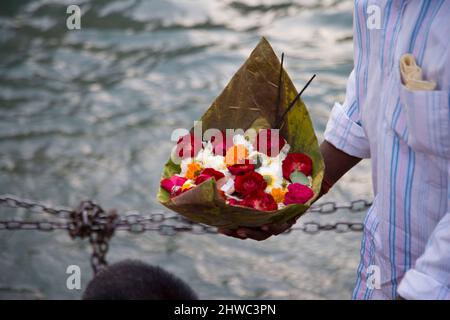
[308,199,372,214]
[0,218,365,235]
[288,221,364,234]
[0,220,70,231]
[68,201,118,274]
[0,194,74,217]
[0,194,371,235]
[0,194,370,274]
[0,194,372,217]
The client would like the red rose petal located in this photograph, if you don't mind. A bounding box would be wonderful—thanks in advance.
[160,176,188,196]
[194,174,212,185]
[194,168,225,185]
[283,183,314,205]
[234,171,267,196]
[282,153,313,180]
[227,164,255,175]
[241,191,278,211]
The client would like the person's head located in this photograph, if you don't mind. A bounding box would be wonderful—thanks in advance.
[82,259,198,300]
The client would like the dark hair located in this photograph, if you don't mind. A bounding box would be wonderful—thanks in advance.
[82,259,198,300]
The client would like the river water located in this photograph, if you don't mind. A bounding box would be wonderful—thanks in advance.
[0,0,372,299]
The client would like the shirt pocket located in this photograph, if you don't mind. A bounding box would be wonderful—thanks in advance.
[398,85,450,159]
[383,69,450,159]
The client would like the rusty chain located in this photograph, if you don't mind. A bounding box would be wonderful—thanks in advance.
[0,194,370,236]
[68,201,118,274]
[0,195,73,218]
[0,194,370,273]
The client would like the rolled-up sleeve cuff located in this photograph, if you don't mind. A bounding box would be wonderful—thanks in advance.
[398,269,450,300]
[324,102,370,159]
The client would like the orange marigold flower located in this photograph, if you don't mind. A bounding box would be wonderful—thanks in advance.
[185,162,202,180]
[271,187,287,203]
[225,144,248,166]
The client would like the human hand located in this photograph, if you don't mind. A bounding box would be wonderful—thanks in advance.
[218,140,362,241]
[218,218,297,241]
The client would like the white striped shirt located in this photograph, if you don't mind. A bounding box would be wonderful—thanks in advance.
[324,0,450,299]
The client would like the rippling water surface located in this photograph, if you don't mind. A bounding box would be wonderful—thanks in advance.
[0,0,372,299]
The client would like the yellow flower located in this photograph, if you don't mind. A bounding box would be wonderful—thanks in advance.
[185,162,202,180]
[181,180,195,192]
[271,187,287,203]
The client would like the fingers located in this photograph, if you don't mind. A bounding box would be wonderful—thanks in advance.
[218,227,271,240]
[218,222,295,241]
[217,228,245,239]
[235,228,272,241]
[261,222,294,236]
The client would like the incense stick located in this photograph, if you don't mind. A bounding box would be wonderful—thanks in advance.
[276,73,316,128]
[275,52,285,118]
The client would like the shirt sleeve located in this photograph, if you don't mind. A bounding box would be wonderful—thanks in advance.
[324,69,371,159]
[398,167,450,300]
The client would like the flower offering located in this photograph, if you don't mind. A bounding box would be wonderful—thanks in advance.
[157,37,324,228]
[160,130,315,211]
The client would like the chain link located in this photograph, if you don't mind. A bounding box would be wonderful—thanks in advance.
[0,194,371,273]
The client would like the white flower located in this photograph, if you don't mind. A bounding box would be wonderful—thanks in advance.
[279,142,290,158]
[220,177,235,195]
[247,141,290,176]
[195,142,226,172]
[232,134,254,154]
[252,150,285,168]
[247,150,260,165]
[256,162,284,192]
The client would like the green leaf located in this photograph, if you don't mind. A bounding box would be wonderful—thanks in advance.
[290,171,309,185]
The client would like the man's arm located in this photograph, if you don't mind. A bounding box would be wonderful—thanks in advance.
[317,140,362,197]
[220,69,370,240]
[218,140,362,241]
